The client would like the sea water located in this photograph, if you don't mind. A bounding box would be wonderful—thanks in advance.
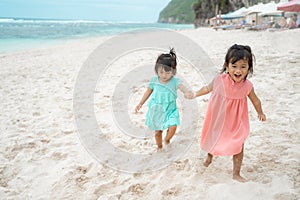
[0,17,194,53]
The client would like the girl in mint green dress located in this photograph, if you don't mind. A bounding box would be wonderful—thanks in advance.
[135,49,193,150]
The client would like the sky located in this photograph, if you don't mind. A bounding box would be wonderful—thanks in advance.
[0,0,171,22]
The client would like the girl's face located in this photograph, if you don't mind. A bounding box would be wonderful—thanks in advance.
[226,59,249,83]
[157,66,173,83]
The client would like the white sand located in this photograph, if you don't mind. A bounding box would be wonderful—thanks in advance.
[0,28,299,199]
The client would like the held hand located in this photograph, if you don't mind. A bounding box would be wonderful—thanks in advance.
[135,104,142,113]
[184,91,195,99]
[258,113,266,122]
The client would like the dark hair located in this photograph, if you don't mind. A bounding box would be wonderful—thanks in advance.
[155,48,177,75]
[221,44,255,79]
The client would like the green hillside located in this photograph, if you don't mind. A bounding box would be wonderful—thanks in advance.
[158,0,196,24]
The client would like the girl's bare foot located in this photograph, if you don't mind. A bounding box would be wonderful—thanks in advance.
[233,174,248,182]
[203,153,213,167]
[203,158,212,167]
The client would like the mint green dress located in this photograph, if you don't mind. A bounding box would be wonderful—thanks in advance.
[146,76,181,130]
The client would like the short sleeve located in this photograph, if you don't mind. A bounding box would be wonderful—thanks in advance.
[148,77,156,90]
[173,77,182,89]
[245,80,253,95]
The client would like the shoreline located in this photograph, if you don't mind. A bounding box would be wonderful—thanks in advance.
[0,20,194,53]
[1,26,298,54]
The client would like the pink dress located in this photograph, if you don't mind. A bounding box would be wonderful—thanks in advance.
[201,74,253,156]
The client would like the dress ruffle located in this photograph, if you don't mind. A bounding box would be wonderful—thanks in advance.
[151,91,176,103]
[145,76,181,130]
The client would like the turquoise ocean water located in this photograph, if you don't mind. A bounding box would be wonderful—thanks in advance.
[0,17,194,53]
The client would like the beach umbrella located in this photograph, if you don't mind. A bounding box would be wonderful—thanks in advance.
[222,12,245,20]
[277,0,300,12]
[259,11,283,17]
[222,7,248,20]
[259,2,284,17]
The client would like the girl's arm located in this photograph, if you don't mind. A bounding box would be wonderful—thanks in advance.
[135,87,153,113]
[178,84,194,99]
[194,80,213,98]
[248,88,266,121]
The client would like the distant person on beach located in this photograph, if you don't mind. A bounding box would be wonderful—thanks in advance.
[190,44,266,182]
[135,48,193,151]
[241,17,247,26]
[288,14,297,29]
[297,14,300,28]
[275,17,288,28]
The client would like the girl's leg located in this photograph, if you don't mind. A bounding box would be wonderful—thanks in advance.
[155,130,163,150]
[165,126,177,144]
[232,146,247,182]
[204,153,213,167]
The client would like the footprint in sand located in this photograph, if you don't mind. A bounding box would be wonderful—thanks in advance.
[162,185,182,196]
[127,183,146,194]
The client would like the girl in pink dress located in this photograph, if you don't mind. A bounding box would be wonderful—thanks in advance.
[193,44,266,182]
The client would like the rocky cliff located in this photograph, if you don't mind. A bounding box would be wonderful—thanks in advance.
[193,0,252,27]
